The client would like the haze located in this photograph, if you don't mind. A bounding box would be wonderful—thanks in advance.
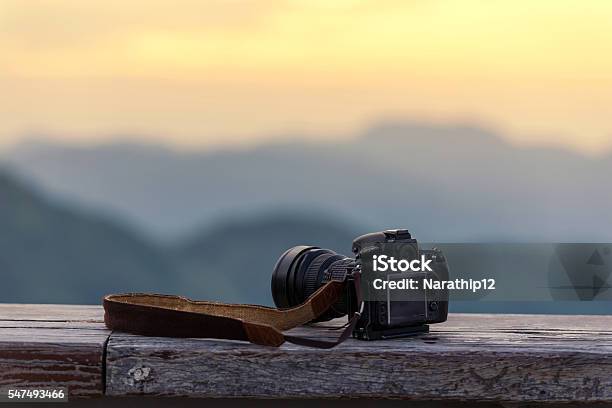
[2,0,612,154]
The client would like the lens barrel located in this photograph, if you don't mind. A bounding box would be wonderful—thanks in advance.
[271,246,353,320]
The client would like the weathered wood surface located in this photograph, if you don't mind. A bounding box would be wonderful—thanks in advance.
[106,313,612,403]
[0,304,109,398]
[2,304,612,403]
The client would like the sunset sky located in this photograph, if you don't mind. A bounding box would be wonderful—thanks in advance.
[2,0,612,154]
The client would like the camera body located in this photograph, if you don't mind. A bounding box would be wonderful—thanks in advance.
[348,229,449,340]
[271,229,449,341]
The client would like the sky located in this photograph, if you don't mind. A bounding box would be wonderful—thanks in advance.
[2,0,612,154]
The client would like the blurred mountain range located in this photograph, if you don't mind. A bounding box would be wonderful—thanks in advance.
[4,122,612,242]
[0,169,608,313]
[0,168,359,304]
[0,170,172,303]
[1,121,612,312]
[172,213,359,304]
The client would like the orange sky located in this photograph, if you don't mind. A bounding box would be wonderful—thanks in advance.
[2,0,612,154]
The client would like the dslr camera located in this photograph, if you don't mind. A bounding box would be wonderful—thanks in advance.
[271,229,449,340]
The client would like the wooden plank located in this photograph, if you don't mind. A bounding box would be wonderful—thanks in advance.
[106,313,612,402]
[0,304,110,398]
[0,303,103,322]
[2,304,611,402]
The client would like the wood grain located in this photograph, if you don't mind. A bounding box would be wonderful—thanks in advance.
[2,303,611,403]
[0,304,110,398]
[0,303,103,322]
[106,313,612,402]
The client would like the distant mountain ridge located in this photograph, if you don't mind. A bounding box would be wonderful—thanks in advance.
[0,169,174,303]
[171,211,361,304]
[1,168,609,313]
[4,121,612,242]
[0,169,360,304]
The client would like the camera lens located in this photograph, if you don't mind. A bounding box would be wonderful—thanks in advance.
[271,246,353,320]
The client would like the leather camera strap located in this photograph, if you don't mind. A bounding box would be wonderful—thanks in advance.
[104,275,362,348]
